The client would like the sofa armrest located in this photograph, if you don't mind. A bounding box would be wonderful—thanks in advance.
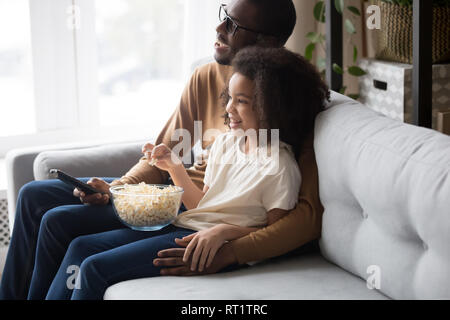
[5,139,147,233]
[5,149,42,230]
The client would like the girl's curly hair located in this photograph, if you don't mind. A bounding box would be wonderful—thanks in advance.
[222,46,330,159]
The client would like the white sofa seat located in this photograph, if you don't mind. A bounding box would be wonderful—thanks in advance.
[104,252,388,300]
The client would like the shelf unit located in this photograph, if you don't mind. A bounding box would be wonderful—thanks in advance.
[325,0,433,128]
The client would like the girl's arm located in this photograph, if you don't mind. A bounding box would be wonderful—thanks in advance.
[211,208,289,240]
[142,142,208,210]
[181,223,260,272]
[168,165,208,210]
[182,208,289,271]
[212,224,260,241]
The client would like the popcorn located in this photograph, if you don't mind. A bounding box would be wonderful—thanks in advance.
[110,183,183,228]
[148,158,158,166]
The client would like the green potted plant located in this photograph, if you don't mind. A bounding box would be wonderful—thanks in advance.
[377,0,450,64]
[304,0,366,100]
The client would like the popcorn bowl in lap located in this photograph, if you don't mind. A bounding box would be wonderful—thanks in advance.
[109,183,184,231]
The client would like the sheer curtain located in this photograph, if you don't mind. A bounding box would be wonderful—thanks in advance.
[182,0,222,81]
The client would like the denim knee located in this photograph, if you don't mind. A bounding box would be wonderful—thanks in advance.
[16,180,54,223]
[38,208,65,235]
[18,180,46,202]
[79,255,99,276]
[77,254,104,291]
[65,236,96,262]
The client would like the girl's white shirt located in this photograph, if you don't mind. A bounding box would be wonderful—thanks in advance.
[173,131,301,231]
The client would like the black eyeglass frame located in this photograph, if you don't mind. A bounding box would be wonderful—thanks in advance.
[219,4,271,37]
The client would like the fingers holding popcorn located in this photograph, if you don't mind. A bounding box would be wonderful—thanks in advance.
[145,143,182,170]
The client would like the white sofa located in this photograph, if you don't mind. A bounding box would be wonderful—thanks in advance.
[5,92,450,300]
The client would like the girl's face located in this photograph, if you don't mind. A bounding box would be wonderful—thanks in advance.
[226,72,259,132]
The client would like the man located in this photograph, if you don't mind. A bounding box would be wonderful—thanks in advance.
[0,0,323,299]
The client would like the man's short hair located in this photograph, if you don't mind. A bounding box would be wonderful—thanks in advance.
[249,0,296,45]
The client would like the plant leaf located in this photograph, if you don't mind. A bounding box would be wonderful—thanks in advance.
[316,57,326,70]
[344,19,356,34]
[306,32,321,43]
[348,66,367,76]
[339,86,347,94]
[353,46,358,63]
[305,43,316,61]
[347,5,361,16]
[347,93,360,100]
[333,63,344,75]
[313,1,326,23]
[334,0,344,14]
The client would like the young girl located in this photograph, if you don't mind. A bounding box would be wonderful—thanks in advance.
[44,46,329,300]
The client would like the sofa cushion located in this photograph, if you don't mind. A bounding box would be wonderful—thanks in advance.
[104,252,388,300]
[315,93,450,299]
[33,141,146,181]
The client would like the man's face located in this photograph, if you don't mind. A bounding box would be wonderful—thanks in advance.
[214,0,263,65]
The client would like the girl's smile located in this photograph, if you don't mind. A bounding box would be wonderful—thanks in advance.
[228,117,242,129]
[226,72,258,132]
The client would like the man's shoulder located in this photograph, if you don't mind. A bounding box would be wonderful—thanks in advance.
[195,60,230,74]
[193,61,233,84]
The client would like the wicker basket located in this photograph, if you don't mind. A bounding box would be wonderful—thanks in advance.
[376,1,450,64]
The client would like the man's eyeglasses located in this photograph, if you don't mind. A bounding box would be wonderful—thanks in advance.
[219,4,267,36]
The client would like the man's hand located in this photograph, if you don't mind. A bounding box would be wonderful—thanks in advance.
[73,177,111,206]
[153,239,238,276]
[182,226,227,272]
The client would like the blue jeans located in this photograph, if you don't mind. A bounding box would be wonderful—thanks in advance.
[46,224,195,300]
[0,177,194,300]
[0,178,122,300]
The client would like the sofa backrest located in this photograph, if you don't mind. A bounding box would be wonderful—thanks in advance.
[315,92,450,299]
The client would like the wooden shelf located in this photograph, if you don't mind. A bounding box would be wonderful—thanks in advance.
[325,0,433,128]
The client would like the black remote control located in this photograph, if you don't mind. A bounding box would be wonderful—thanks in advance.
[49,169,103,195]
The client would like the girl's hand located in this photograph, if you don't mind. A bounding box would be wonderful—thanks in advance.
[181,226,227,272]
[141,142,182,171]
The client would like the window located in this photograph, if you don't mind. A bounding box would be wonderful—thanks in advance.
[95,0,185,130]
[0,0,35,137]
[0,0,221,157]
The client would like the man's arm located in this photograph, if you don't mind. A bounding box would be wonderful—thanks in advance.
[110,157,168,187]
[110,67,202,187]
[230,198,322,264]
[229,143,323,264]
[155,137,324,274]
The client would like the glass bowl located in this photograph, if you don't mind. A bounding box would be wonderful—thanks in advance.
[109,183,184,231]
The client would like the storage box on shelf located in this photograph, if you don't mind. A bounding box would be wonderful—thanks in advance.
[358,58,450,133]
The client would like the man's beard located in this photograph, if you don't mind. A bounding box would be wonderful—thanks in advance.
[214,47,237,66]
